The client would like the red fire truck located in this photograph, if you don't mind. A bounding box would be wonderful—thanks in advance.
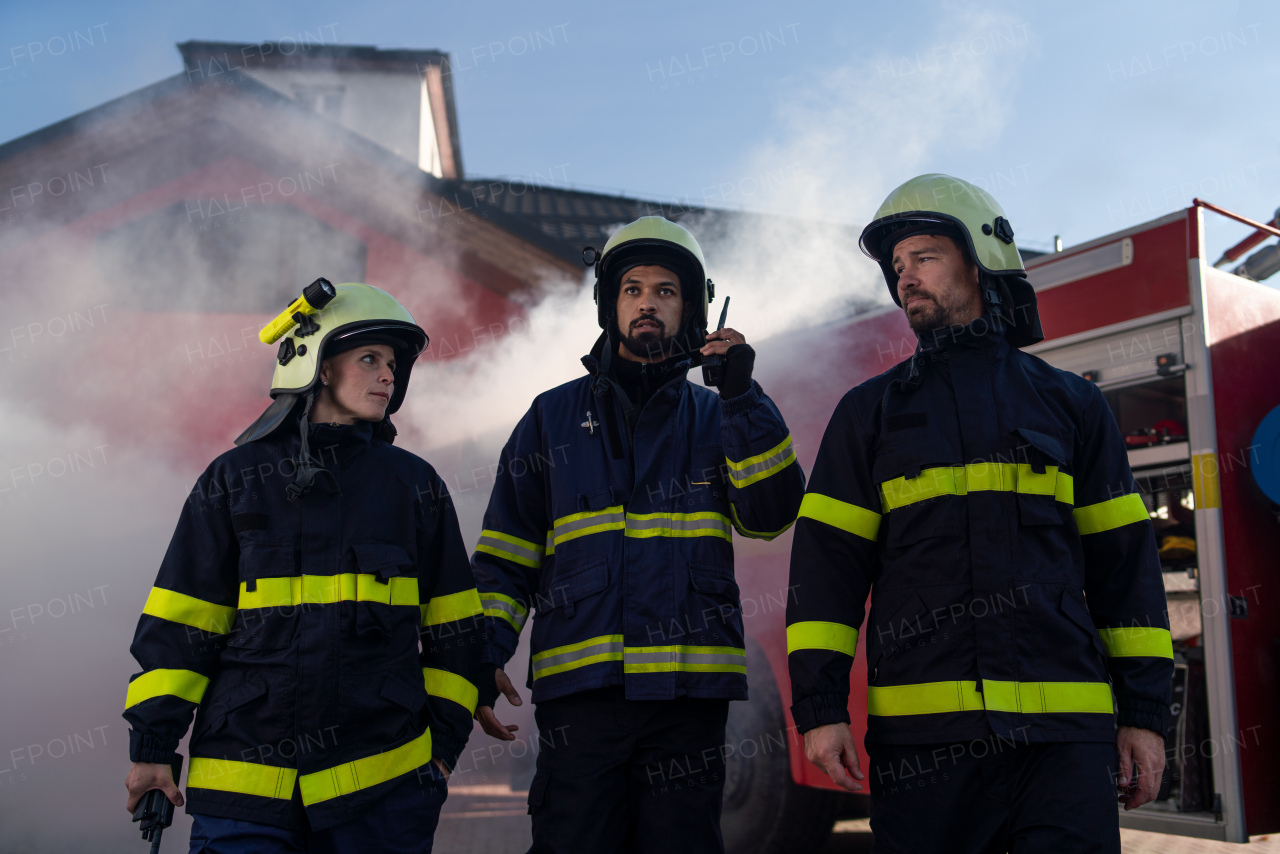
[729,200,1280,850]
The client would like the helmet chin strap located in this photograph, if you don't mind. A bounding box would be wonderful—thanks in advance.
[982,274,1006,320]
[285,391,339,501]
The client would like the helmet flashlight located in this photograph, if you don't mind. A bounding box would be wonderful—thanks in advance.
[258,278,338,344]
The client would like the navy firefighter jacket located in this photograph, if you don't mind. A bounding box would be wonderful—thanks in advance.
[472,343,806,704]
[124,419,483,831]
[786,318,1173,745]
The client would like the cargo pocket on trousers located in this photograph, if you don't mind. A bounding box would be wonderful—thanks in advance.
[527,774,548,815]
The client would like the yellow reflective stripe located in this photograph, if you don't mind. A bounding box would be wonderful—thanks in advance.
[727,503,795,541]
[868,680,985,716]
[622,645,746,674]
[188,757,296,799]
[531,634,624,679]
[239,575,419,609]
[1073,493,1149,535]
[798,493,881,542]
[125,669,209,709]
[143,587,235,634]
[545,530,554,556]
[422,588,484,627]
[982,680,1114,714]
[725,435,798,488]
[1097,627,1174,658]
[299,729,433,805]
[880,463,1075,513]
[480,591,529,633]
[475,529,544,569]
[787,621,859,657]
[1192,452,1221,509]
[423,667,479,715]
[624,511,732,541]
[868,680,1114,716]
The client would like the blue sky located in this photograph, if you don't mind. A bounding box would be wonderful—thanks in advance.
[2,0,1277,259]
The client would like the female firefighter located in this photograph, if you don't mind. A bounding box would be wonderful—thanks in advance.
[122,282,482,853]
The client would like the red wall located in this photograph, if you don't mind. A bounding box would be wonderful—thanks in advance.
[0,156,526,465]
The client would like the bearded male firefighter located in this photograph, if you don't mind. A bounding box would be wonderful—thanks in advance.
[123,282,482,852]
[471,217,805,853]
[786,175,1174,853]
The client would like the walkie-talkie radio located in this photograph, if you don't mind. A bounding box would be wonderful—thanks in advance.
[702,296,731,387]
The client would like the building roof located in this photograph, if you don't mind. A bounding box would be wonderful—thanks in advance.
[449,179,1047,269]
[0,68,574,291]
[177,40,451,71]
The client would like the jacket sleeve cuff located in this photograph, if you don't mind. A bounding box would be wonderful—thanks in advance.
[481,642,515,669]
[790,693,851,734]
[129,729,182,765]
[1116,696,1169,735]
[432,732,467,772]
[474,662,501,710]
[719,381,763,419]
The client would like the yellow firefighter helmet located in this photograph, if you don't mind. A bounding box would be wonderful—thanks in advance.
[588,216,713,333]
[235,281,428,445]
[859,173,1042,346]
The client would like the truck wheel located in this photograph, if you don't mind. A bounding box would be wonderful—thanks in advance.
[720,640,846,854]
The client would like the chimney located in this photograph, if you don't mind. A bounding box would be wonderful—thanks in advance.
[177,40,463,179]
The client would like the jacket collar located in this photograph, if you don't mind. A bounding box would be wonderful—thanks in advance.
[307,418,375,448]
[581,331,692,385]
[914,312,1010,359]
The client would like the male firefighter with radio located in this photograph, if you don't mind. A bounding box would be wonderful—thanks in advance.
[471,217,805,853]
[123,281,482,852]
[786,175,1173,852]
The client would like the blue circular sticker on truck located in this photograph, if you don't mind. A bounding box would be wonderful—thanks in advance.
[1252,405,1280,505]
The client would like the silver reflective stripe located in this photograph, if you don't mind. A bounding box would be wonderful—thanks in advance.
[531,636,624,679]
[476,533,541,565]
[553,510,625,542]
[624,649,745,667]
[624,513,732,538]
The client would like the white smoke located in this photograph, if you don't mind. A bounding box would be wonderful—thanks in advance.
[695,7,1033,339]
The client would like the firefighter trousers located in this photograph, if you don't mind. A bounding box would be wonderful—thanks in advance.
[527,687,730,854]
[187,761,448,853]
[866,737,1121,853]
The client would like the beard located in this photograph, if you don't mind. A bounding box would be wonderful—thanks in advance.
[904,293,977,335]
[618,316,681,360]
[905,296,949,334]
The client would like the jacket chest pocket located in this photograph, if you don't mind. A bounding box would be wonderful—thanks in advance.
[872,410,958,486]
[349,543,418,640]
[352,542,417,582]
[230,542,299,650]
[1010,427,1073,528]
